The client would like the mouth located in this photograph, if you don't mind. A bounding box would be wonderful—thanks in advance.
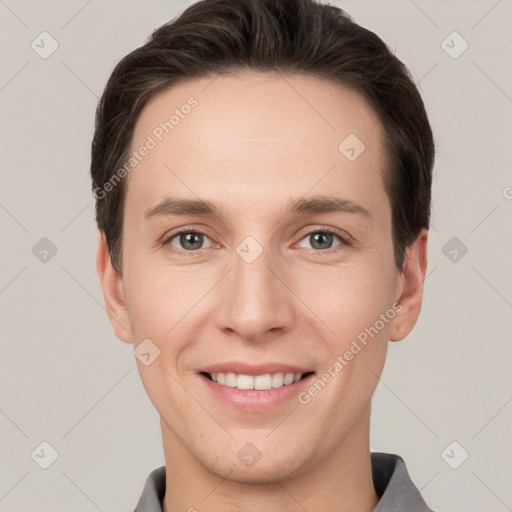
[200,370,316,390]
[196,362,317,410]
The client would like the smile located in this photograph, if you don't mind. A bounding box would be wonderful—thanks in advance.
[203,371,315,390]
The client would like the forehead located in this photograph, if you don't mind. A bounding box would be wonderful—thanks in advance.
[126,72,388,219]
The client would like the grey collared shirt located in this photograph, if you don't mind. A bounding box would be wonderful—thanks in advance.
[133,452,435,511]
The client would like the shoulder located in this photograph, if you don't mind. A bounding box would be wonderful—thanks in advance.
[133,466,166,512]
[371,452,436,512]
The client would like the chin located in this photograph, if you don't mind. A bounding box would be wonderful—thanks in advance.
[200,447,313,484]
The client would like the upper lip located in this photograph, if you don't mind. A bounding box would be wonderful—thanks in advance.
[199,362,314,376]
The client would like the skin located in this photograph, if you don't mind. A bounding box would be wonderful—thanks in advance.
[97,71,428,512]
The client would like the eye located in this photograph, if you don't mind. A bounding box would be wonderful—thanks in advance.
[296,227,349,252]
[161,226,351,255]
[163,230,213,252]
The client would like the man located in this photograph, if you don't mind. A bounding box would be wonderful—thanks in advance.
[91,0,436,510]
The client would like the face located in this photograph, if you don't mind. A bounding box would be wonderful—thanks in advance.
[97,72,427,483]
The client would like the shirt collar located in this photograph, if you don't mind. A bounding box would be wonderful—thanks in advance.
[133,452,434,512]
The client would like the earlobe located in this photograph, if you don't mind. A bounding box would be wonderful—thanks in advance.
[389,229,429,342]
[96,230,133,344]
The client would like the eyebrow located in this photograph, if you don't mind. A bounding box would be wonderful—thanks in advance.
[143,195,371,221]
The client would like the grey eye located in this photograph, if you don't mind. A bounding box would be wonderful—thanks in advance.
[298,231,342,250]
[169,232,213,251]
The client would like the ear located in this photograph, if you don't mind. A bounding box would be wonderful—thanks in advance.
[389,228,428,342]
[96,230,133,344]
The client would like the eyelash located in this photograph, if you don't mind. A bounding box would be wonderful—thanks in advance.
[161,225,352,256]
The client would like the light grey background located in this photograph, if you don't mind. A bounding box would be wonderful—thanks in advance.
[1,0,511,511]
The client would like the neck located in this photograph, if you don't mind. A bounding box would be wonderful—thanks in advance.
[162,405,379,512]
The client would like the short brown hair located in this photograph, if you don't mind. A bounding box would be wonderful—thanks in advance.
[91,0,435,275]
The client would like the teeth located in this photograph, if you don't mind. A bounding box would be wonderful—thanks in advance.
[225,372,237,387]
[271,372,284,387]
[283,373,294,385]
[237,374,254,390]
[254,374,272,390]
[209,372,304,390]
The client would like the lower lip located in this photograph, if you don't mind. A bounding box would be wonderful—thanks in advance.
[198,373,316,411]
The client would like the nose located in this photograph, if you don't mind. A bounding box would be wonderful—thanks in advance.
[215,238,295,342]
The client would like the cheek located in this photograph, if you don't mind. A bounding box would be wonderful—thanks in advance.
[306,267,393,415]
[122,265,204,413]
[122,263,200,339]
[296,260,396,343]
